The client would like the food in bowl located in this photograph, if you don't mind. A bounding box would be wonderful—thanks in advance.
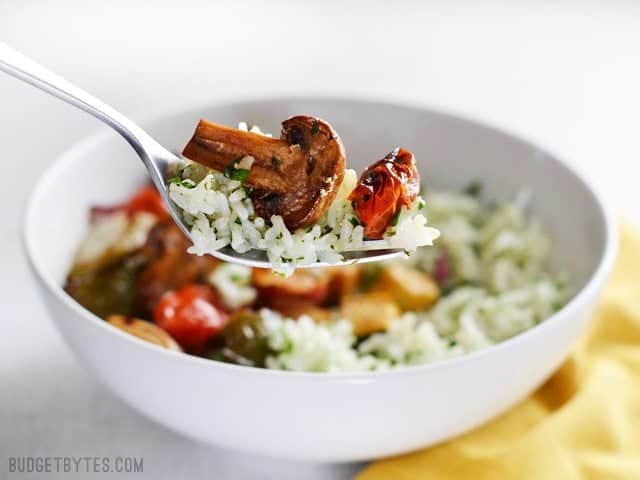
[170,117,439,275]
[65,179,567,372]
[28,98,613,461]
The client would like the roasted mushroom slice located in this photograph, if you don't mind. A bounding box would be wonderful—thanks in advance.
[182,115,346,230]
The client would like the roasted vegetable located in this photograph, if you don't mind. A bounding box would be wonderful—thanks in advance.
[90,185,168,223]
[252,268,330,316]
[324,265,361,304]
[371,264,440,311]
[64,251,147,319]
[340,291,401,336]
[107,315,182,351]
[153,284,229,353]
[182,116,346,230]
[136,219,220,315]
[220,310,272,367]
[349,148,420,239]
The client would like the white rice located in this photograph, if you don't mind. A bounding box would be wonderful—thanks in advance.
[254,189,568,372]
[168,123,439,275]
[208,263,256,310]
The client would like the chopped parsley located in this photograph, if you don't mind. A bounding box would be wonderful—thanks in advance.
[310,120,320,135]
[349,217,360,227]
[271,156,280,168]
[235,218,242,225]
[418,198,426,210]
[167,176,196,189]
[463,180,483,197]
[224,159,250,183]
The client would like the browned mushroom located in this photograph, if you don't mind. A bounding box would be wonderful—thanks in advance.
[182,116,346,230]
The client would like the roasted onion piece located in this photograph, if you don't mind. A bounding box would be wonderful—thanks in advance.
[349,148,420,239]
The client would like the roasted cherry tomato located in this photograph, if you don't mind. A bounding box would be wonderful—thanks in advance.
[153,284,228,353]
[349,148,420,239]
[125,186,168,218]
[90,186,168,223]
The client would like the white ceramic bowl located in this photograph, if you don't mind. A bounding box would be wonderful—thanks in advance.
[24,97,616,462]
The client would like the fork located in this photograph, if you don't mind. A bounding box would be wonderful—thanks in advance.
[0,43,405,268]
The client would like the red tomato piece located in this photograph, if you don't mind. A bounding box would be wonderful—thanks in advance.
[90,185,168,223]
[349,148,420,239]
[124,186,168,218]
[153,284,228,353]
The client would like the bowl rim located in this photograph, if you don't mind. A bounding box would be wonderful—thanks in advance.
[22,94,618,381]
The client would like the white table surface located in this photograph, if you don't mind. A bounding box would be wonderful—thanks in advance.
[2,1,639,478]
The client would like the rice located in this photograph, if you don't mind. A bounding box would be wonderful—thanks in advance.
[251,188,568,373]
[168,126,439,275]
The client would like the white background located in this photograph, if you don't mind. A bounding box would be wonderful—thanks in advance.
[2,1,639,478]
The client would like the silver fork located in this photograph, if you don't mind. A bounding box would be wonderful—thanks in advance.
[0,43,404,268]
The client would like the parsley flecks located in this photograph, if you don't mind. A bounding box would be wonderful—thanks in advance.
[350,217,360,227]
[235,218,242,225]
[418,199,426,210]
[463,180,483,197]
[224,164,250,183]
[310,120,320,135]
[391,209,402,226]
[271,156,280,168]
[168,176,196,189]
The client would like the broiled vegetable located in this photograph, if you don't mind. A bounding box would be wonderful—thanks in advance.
[107,315,181,351]
[324,265,361,304]
[90,186,168,223]
[340,291,401,336]
[220,310,272,367]
[252,268,330,317]
[64,251,147,319]
[136,219,220,315]
[153,284,228,353]
[182,116,346,230]
[370,264,440,311]
[349,148,420,239]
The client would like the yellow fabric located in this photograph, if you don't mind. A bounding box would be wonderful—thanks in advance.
[358,225,640,480]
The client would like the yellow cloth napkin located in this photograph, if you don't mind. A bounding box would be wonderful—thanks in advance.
[358,225,640,480]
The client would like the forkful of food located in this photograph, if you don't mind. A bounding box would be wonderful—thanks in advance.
[0,42,439,274]
[170,116,439,274]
